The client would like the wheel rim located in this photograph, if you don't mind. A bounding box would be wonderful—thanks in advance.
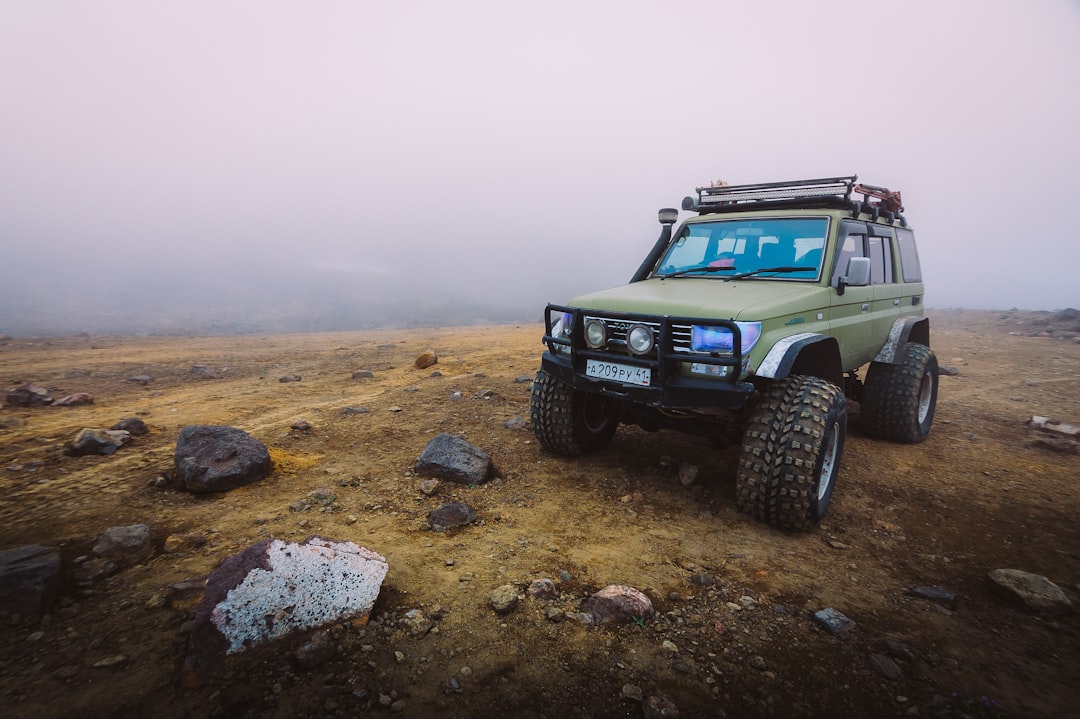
[917,370,934,424]
[818,421,840,503]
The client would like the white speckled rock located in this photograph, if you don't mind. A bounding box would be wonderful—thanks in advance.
[183,536,387,685]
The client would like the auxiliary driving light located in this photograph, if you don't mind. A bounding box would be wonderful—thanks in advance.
[626,324,656,355]
[584,318,608,349]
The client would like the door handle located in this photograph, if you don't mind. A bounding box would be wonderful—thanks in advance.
[861,303,870,311]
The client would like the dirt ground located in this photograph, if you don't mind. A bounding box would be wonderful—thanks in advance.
[1,309,1078,719]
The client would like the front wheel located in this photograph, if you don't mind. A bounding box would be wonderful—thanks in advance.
[530,370,619,456]
[736,375,847,531]
[861,343,938,443]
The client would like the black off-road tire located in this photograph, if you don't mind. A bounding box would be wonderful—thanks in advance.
[861,343,938,443]
[530,370,619,456]
[736,375,847,531]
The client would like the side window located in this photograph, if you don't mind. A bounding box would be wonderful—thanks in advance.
[868,235,894,284]
[896,229,922,282]
[831,233,865,285]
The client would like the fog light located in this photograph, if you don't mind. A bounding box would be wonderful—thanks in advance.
[627,324,655,355]
[584,319,607,349]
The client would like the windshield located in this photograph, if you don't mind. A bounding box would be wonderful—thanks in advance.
[653,217,828,280]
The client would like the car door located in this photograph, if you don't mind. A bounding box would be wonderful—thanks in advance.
[868,225,903,343]
[829,221,877,367]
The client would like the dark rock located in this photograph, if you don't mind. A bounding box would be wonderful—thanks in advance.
[69,428,131,456]
[908,585,958,608]
[414,433,495,485]
[279,374,301,383]
[183,537,387,686]
[868,652,903,680]
[111,417,148,435]
[52,393,94,406]
[691,572,715,587]
[987,568,1073,614]
[351,370,374,379]
[813,608,856,638]
[93,524,152,566]
[514,375,532,384]
[428,502,477,531]
[0,545,61,622]
[127,375,153,385]
[502,417,528,430]
[414,351,438,370]
[938,365,960,376]
[6,383,53,407]
[290,419,312,431]
[582,585,654,625]
[342,406,370,416]
[174,425,272,493]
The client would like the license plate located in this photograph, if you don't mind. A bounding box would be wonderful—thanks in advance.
[586,359,651,386]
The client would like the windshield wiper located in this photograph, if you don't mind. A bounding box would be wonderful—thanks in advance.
[658,265,738,279]
[723,266,815,282]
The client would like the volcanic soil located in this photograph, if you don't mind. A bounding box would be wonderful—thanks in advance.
[1,309,1078,719]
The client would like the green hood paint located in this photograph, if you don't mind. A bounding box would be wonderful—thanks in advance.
[568,277,831,322]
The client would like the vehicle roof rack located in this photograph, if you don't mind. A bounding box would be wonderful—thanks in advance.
[682,175,907,226]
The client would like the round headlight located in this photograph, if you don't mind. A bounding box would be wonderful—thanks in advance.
[584,319,607,349]
[627,324,655,355]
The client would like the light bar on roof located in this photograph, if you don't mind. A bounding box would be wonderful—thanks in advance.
[698,178,854,204]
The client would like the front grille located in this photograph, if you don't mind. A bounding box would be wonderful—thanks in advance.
[583,316,722,356]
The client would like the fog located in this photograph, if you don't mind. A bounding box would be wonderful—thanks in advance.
[2,1,1078,336]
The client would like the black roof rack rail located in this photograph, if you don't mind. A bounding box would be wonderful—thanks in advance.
[680,175,907,226]
[682,176,859,214]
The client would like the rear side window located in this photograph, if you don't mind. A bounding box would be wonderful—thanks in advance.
[868,235,894,284]
[896,229,922,282]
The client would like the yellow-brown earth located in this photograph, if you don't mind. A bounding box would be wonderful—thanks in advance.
[1,309,1077,718]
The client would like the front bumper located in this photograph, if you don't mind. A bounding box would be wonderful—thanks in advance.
[540,304,756,410]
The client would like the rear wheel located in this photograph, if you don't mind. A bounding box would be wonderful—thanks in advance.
[861,343,938,443]
[736,376,847,531]
[530,370,619,456]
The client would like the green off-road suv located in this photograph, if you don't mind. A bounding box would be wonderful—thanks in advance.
[531,176,938,530]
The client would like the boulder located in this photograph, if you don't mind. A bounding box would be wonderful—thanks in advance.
[93,524,153,566]
[111,417,148,436]
[182,536,387,684]
[428,502,477,531]
[582,585,654,625]
[174,425,272,493]
[414,433,495,485]
[6,383,53,407]
[414,350,438,370]
[69,428,131,456]
[987,568,1073,614]
[0,545,61,622]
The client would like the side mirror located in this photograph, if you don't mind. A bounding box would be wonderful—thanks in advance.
[836,256,871,296]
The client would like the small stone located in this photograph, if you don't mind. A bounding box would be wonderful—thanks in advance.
[813,607,856,638]
[91,654,128,668]
[678,463,699,486]
[987,568,1073,613]
[388,406,403,413]
[749,655,768,671]
[111,417,148,436]
[342,407,370,415]
[661,640,679,656]
[527,578,558,600]
[907,585,957,608]
[514,375,532,384]
[127,375,153,385]
[351,370,374,379]
[419,479,441,496]
[290,420,312,431]
[279,374,301,383]
[52,393,94,406]
[621,684,643,702]
[868,652,903,680]
[545,607,564,622]
[428,502,477,531]
[643,695,679,719]
[400,609,434,637]
[489,585,518,614]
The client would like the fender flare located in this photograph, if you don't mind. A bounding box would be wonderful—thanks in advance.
[756,332,843,387]
[873,316,931,364]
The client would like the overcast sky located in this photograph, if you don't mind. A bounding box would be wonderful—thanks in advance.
[2,1,1078,335]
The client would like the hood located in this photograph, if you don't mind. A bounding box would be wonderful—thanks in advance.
[567,277,832,321]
